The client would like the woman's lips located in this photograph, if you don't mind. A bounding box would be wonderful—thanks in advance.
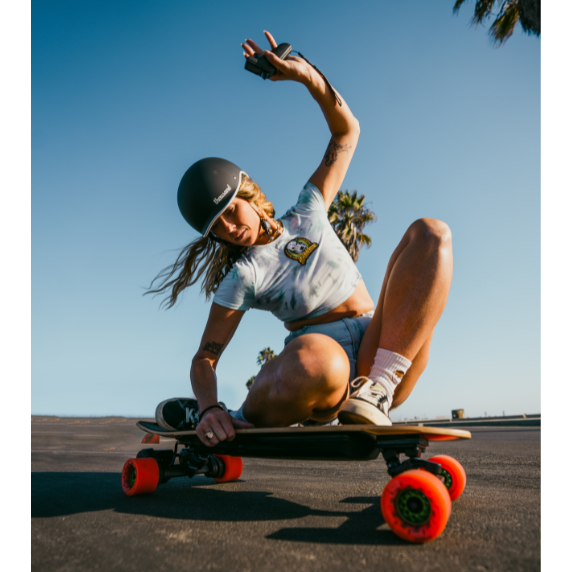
[236,229,246,241]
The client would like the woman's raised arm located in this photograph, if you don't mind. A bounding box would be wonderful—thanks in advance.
[242,31,360,209]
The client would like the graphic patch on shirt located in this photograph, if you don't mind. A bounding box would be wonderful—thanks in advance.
[284,237,319,266]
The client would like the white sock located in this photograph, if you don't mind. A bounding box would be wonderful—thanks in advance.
[368,348,412,408]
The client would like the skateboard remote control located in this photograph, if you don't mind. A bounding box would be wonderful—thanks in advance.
[244,42,292,80]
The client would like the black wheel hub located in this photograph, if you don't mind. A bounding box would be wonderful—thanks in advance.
[395,487,432,526]
[441,468,453,490]
[129,466,136,488]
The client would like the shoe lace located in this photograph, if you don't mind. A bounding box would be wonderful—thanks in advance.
[350,376,372,391]
[185,407,200,425]
[350,377,388,407]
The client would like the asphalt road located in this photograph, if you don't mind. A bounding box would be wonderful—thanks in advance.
[31,416,540,572]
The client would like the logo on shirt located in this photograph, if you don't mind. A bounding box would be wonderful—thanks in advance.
[284,237,319,266]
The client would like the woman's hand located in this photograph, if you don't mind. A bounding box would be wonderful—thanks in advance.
[241,30,311,85]
[196,408,253,447]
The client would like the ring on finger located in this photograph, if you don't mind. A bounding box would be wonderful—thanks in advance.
[205,431,214,440]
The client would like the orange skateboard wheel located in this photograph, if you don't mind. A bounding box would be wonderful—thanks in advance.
[213,455,243,483]
[381,469,451,543]
[422,434,457,441]
[427,454,467,501]
[121,457,160,496]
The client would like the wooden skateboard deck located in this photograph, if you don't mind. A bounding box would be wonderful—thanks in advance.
[137,420,471,441]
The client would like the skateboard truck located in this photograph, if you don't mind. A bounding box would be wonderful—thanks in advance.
[137,445,228,483]
[375,435,443,479]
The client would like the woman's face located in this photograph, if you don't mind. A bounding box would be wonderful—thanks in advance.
[211,197,262,246]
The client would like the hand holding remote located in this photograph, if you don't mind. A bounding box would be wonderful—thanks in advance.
[241,30,312,84]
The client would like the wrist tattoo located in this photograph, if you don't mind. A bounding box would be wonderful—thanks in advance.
[203,341,223,355]
[323,138,352,167]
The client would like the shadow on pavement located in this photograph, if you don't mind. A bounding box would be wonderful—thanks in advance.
[32,472,401,545]
[267,496,405,546]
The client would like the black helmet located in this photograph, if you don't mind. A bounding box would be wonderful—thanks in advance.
[177,157,247,236]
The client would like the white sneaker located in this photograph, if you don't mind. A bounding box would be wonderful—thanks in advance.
[338,377,392,426]
[299,418,340,427]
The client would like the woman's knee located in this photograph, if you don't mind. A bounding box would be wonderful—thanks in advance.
[408,218,452,249]
[243,334,349,422]
[279,334,350,392]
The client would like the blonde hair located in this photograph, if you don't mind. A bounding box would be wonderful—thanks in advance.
[146,175,274,308]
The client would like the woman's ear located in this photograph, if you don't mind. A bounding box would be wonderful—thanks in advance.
[250,199,279,235]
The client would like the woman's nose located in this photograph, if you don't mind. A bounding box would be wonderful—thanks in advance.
[219,216,235,234]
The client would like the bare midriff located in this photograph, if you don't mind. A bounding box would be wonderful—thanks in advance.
[284,279,375,332]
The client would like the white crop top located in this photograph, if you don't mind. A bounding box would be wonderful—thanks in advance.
[213,183,362,323]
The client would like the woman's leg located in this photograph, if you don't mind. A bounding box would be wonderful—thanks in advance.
[390,332,432,409]
[357,218,453,406]
[243,333,350,427]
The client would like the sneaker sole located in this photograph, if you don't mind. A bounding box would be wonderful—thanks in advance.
[155,397,190,431]
[338,400,392,426]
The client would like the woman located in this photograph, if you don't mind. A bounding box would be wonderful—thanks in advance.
[149,31,453,447]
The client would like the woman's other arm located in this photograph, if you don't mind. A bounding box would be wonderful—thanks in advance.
[191,302,252,446]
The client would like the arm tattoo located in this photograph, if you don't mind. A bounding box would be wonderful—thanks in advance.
[323,138,352,167]
[202,341,224,355]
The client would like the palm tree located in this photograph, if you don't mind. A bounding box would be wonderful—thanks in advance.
[328,190,376,263]
[453,0,540,47]
[256,347,276,366]
[247,347,277,390]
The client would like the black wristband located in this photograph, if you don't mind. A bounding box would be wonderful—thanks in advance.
[294,51,343,107]
[199,404,224,422]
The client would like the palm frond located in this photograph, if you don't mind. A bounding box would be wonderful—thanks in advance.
[256,347,276,366]
[328,189,376,262]
[518,0,540,35]
[489,0,520,45]
[471,0,498,26]
[452,0,469,13]
[357,234,372,247]
[452,0,539,46]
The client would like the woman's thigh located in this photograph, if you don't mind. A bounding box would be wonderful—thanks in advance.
[284,312,373,382]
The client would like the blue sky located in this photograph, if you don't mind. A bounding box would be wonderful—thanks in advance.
[32,0,540,419]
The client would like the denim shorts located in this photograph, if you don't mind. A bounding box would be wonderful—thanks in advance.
[283,311,374,382]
